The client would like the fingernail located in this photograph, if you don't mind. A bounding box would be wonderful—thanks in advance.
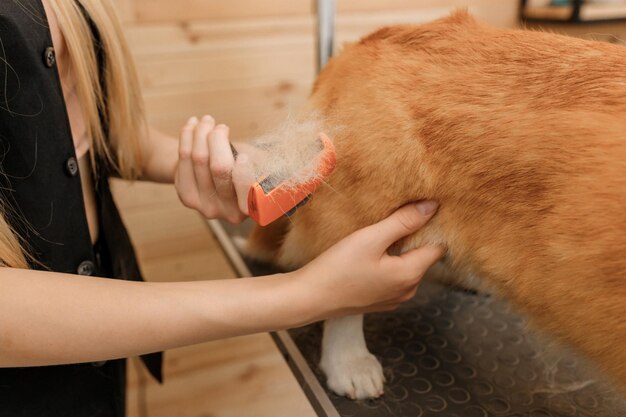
[187,116,198,124]
[201,115,214,123]
[416,200,438,216]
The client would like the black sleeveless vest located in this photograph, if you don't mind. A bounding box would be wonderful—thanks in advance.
[0,1,161,415]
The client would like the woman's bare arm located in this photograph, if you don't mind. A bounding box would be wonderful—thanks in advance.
[0,203,444,367]
[139,126,179,183]
[0,268,312,366]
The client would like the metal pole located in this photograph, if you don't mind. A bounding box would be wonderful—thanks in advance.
[316,0,335,74]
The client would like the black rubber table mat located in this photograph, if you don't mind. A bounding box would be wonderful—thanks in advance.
[217,220,626,417]
[287,283,625,417]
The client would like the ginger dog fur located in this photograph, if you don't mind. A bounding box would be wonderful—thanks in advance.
[246,12,626,388]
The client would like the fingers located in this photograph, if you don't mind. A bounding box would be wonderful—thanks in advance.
[176,115,249,222]
[208,125,246,223]
[176,117,200,209]
[208,124,234,199]
[232,153,255,215]
[397,244,447,278]
[368,201,439,252]
[378,244,444,307]
[192,115,218,216]
[375,245,444,312]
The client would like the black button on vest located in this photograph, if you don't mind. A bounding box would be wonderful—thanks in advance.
[77,260,96,276]
[43,46,55,68]
[66,156,79,176]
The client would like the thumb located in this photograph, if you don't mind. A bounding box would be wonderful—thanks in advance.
[231,153,256,215]
[367,201,439,252]
[397,244,447,280]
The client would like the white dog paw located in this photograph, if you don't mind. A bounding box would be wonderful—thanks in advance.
[320,353,385,400]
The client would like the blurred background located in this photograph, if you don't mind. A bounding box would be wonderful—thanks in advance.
[108,1,626,416]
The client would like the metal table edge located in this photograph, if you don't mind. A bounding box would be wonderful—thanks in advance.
[206,219,340,417]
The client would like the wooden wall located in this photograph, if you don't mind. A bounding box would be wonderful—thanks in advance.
[114,0,520,140]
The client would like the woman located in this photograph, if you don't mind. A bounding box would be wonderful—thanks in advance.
[0,1,445,416]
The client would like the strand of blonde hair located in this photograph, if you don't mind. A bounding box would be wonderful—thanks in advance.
[49,0,145,179]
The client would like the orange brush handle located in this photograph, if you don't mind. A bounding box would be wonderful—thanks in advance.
[248,133,336,226]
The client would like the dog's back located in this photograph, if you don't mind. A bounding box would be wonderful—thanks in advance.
[248,12,626,388]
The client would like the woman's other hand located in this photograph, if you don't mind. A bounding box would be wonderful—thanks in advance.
[298,201,446,318]
[175,115,255,223]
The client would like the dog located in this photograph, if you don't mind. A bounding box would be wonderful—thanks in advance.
[240,11,626,399]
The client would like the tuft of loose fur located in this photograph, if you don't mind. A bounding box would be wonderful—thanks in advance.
[245,116,340,190]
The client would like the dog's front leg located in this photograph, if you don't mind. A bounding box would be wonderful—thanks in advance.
[319,314,385,399]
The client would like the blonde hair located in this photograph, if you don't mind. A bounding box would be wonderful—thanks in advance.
[1,0,144,268]
[0,211,29,268]
[50,0,145,179]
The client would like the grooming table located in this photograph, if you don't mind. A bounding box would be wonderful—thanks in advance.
[208,219,625,417]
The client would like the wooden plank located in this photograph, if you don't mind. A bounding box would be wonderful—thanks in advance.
[111,0,136,23]
[127,334,316,417]
[125,5,519,139]
[142,81,312,140]
[124,17,316,55]
[124,6,517,56]
[134,0,309,23]
[135,49,315,91]
[110,181,234,279]
[130,0,518,24]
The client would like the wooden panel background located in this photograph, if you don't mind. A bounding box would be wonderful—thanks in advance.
[115,0,520,138]
[114,0,626,141]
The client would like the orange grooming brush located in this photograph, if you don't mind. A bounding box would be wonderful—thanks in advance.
[231,133,336,226]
